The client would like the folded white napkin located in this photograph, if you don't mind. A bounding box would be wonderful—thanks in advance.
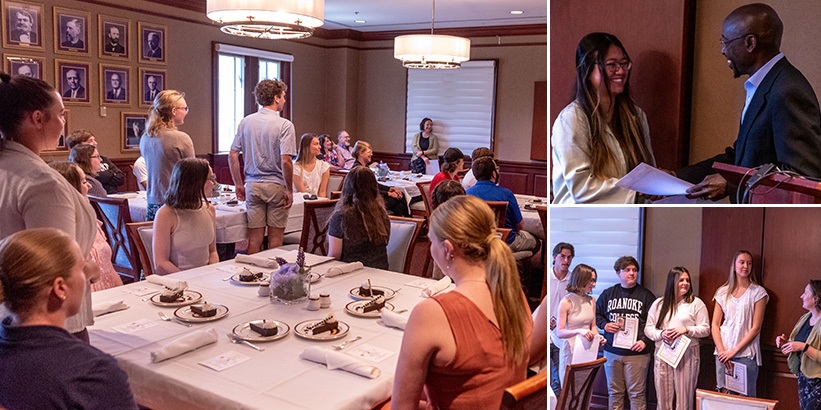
[216,204,244,213]
[235,254,279,268]
[421,276,452,298]
[150,329,218,363]
[381,309,408,330]
[324,262,364,278]
[146,275,188,290]
[92,300,129,317]
[300,346,381,379]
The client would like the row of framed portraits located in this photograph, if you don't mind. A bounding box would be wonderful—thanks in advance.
[2,0,167,64]
[49,110,147,154]
[4,54,166,107]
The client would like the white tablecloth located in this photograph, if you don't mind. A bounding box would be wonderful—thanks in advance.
[514,194,547,240]
[380,173,433,207]
[89,248,438,410]
[116,192,305,244]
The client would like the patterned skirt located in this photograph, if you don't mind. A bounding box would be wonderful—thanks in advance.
[798,372,821,410]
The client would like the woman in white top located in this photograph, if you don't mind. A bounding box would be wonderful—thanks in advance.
[293,133,330,198]
[153,158,218,274]
[645,267,710,410]
[711,250,768,397]
[551,32,655,204]
[555,264,603,386]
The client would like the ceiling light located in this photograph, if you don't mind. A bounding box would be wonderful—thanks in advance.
[394,0,470,69]
[510,10,524,15]
[355,19,366,24]
[206,0,324,40]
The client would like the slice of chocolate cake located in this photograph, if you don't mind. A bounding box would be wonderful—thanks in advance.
[190,303,217,317]
[238,268,262,282]
[249,320,279,337]
[159,288,184,303]
[358,280,385,297]
[307,314,339,335]
[360,295,386,313]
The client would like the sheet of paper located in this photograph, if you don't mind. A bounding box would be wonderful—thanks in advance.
[199,350,251,371]
[725,360,748,395]
[126,286,160,296]
[612,317,639,350]
[346,344,394,363]
[570,333,602,365]
[112,318,158,334]
[656,335,691,368]
[615,162,694,196]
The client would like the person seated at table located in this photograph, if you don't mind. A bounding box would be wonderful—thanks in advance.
[431,179,466,209]
[0,228,138,409]
[293,133,330,198]
[430,147,465,195]
[466,157,540,254]
[69,144,107,197]
[327,166,391,270]
[49,161,123,292]
[134,156,147,191]
[318,134,342,171]
[392,195,532,409]
[66,129,125,194]
[462,147,493,190]
[352,140,411,217]
[153,158,218,275]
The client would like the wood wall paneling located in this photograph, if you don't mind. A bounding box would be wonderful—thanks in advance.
[531,81,547,161]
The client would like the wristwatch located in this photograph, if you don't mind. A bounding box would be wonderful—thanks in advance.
[803,343,810,353]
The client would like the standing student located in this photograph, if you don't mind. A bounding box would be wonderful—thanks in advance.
[712,250,768,397]
[644,267,710,410]
[776,280,821,410]
[549,242,575,395]
[556,264,602,387]
[596,256,656,410]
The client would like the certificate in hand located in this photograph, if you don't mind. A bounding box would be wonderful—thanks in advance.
[612,317,639,349]
[656,335,691,368]
[615,162,694,196]
[724,361,748,396]
[571,333,602,365]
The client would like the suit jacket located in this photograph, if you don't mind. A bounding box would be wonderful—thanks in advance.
[63,85,86,99]
[107,88,126,100]
[62,39,84,49]
[146,47,162,58]
[10,29,35,43]
[678,57,821,183]
[144,89,158,102]
[105,43,125,53]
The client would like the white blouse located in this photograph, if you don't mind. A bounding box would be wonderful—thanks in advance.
[293,160,330,196]
[713,284,769,365]
[644,296,711,352]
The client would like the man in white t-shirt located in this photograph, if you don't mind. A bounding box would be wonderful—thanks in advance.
[133,156,147,190]
[549,242,574,396]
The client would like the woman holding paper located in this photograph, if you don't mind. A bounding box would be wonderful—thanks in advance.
[711,250,768,397]
[0,228,137,409]
[644,267,710,410]
[551,32,656,204]
[776,280,821,410]
[555,264,602,387]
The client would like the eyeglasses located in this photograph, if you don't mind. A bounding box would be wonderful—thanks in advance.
[90,155,101,159]
[719,33,753,49]
[602,60,632,74]
[174,106,189,112]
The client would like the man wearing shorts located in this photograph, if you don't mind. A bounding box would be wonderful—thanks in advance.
[229,79,296,254]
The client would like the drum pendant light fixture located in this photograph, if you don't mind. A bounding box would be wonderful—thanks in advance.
[394,0,470,69]
[206,0,324,40]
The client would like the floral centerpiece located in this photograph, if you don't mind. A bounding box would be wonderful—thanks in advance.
[269,248,309,305]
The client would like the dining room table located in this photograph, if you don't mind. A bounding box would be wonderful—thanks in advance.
[88,247,448,410]
[514,194,547,240]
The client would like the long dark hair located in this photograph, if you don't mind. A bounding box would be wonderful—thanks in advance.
[318,134,333,156]
[441,147,464,173]
[0,72,57,150]
[68,144,97,176]
[163,158,209,209]
[333,167,389,245]
[573,32,652,179]
[566,264,596,294]
[656,267,694,329]
[295,133,317,165]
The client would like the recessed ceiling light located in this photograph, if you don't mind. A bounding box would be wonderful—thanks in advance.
[355,19,366,24]
[510,10,524,15]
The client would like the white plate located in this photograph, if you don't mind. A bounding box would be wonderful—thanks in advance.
[348,286,396,301]
[174,304,229,323]
[230,273,270,286]
[232,320,290,342]
[294,319,350,341]
[150,290,203,307]
[345,300,394,318]
[308,271,321,283]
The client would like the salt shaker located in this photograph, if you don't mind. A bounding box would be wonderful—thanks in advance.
[320,293,331,309]
[307,296,321,311]
[258,281,270,297]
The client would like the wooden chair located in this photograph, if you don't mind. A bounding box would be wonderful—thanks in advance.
[89,195,140,282]
[386,216,424,275]
[126,222,154,278]
[536,204,547,300]
[500,370,547,410]
[281,199,338,255]
[695,389,778,409]
[497,227,513,243]
[556,357,606,410]
[412,181,433,218]
[485,200,509,228]
[330,190,342,200]
[327,170,347,198]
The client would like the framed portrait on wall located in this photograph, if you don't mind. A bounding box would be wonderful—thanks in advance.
[53,7,90,55]
[3,53,43,78]
[138,22,166,64]
[2,0,44,51]
[139,67,165,107]
[43,109,69,153]
[100,64,130,106]
[99,15,129,60]
[121,112,147,152]
[55,59,90,105]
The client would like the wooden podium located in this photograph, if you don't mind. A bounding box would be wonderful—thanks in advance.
[713,162,821,203]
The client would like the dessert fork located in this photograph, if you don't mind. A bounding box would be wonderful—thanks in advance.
[158,311,192,327]
[332,336,362,350]
[227,334,265,351]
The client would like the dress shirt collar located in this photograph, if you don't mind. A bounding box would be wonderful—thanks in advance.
[742,53,784,122]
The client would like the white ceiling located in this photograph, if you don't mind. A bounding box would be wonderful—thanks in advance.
[321,0,547,32]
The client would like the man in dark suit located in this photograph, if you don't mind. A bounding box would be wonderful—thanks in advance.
[144,75,159,102]
[146,32,162,58]
[63,69,85,99]
[104,26,125,54]
[680,3,821,200]
[10,10,35,43]
[106,73,126,100]
[61,18,84,49]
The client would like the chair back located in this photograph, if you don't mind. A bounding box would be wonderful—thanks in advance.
[413,181,433,218]
[89,196,140,282]
[556,357,606,410]
[497,227,512,243]
[500,370,547,410]
[327,171,347,198]
[695,389,778,410]
[126,222,155,278]
[299,199,339,255]
[330,191,342,200]
[485,200,509,228]
[386,216,424,274]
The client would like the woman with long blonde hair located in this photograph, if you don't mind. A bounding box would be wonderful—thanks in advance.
[139,89,194,221]
[391,195,531,409]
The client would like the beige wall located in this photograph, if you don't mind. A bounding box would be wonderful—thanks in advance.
[642,208,702,297]
[4,0,546,163]
[690,0,821,163]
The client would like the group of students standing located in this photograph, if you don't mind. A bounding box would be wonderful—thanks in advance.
[550,242,821,410]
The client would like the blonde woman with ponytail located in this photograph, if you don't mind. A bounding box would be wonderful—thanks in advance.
[391,195,532,409]
[139,89,194,221]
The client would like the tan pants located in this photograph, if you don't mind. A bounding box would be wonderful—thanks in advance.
[604,351,652,410]
[654,344,700,410]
